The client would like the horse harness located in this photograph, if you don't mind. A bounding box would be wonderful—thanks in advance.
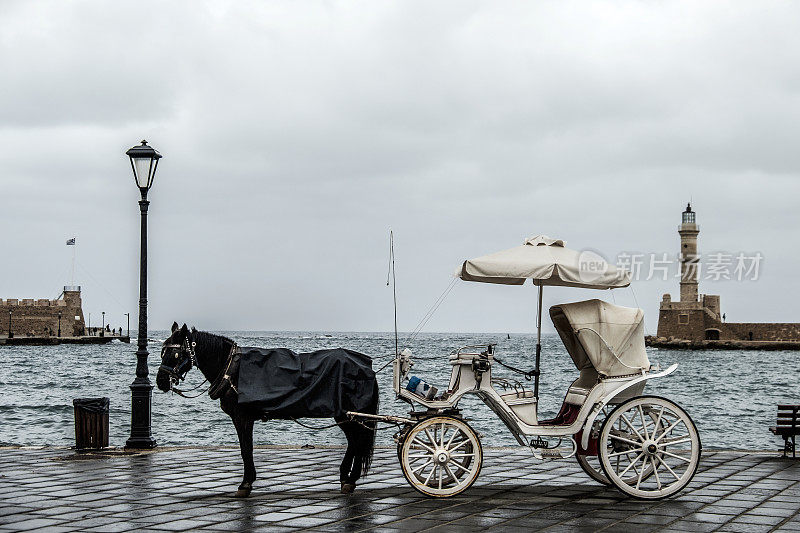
[208,344,241,400]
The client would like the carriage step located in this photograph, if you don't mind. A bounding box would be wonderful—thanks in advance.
[530,447,566,460]
[540,449,564,459]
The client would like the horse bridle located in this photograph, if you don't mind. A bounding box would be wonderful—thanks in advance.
[160,337,198,386]
[160,336,239,398]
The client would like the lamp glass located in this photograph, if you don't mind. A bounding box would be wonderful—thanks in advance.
[133,157,154,190]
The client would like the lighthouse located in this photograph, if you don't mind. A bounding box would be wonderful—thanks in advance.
[679,203,699,303]
[657,202,721,340]
[652,202,800,346]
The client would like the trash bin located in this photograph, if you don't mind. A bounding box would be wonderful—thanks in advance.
[73,398,109,449]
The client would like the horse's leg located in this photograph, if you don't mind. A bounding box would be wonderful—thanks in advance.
[338,384,379,494]
[338,418,357,494]
[340,420,373,494]
[233,415,256,498]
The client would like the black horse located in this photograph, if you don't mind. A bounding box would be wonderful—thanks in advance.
[156,323,379,497]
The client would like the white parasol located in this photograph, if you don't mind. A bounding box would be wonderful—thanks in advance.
[456,235,630,396]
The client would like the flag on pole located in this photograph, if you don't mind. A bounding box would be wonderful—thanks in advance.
[67,237,77,286]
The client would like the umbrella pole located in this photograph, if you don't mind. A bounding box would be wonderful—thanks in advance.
[534,284,542,399]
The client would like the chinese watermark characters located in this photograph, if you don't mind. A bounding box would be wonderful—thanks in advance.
[614,252,763,282]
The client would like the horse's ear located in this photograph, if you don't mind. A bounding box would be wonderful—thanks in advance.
[180,323,189,334]
[191,327,197,333]
[171,322,179,333]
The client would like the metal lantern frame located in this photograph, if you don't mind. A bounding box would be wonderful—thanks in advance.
[125,140,162,194]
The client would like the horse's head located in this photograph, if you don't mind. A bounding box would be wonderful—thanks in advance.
[156,322,196,392]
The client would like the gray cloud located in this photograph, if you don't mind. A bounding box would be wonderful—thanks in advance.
[1,1,798,335]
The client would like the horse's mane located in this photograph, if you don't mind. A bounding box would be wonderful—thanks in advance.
[191,329,234,373]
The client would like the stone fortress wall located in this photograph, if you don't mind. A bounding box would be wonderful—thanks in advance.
[657,294,800,342]
[0,288,86,337]
[654,204,800,345]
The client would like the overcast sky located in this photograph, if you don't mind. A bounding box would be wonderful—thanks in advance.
[1,1,798,334]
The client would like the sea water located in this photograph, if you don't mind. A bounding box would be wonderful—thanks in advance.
[0,331,796,450]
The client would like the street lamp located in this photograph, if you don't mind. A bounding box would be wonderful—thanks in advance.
[125,139,161,449]
[58,312,62,338]
[101,311,105,338]
[125,312,130,338]
[7,310,12,339]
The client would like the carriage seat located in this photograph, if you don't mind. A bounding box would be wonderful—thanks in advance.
[564,367,599,406]
[539,368,598,426]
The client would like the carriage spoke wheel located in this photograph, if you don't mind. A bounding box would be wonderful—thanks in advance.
[599,396,700,499]
[578,404,660,486]
[399,416,482,497]
[576,405,615,486]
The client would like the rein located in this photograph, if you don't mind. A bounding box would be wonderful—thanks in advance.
[493,355,540,381]
[172,378,210,399]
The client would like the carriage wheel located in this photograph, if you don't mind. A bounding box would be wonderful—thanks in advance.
[576,405,614,485]
[399,416,482,498]
[576,449,611,485]
[577,404,660,486]
[395,426,410,462]
[599,396,700,499]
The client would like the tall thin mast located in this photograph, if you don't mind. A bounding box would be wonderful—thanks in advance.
[71,243,76,286]
[388,231,398,357]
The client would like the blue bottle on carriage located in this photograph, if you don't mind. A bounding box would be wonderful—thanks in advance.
[406,376,438,400]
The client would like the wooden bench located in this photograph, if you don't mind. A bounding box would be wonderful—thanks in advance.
[770,404,799,458]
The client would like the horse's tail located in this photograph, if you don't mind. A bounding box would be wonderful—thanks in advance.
[357,378,380,476]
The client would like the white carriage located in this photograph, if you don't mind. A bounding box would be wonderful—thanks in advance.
[355,236,701,499]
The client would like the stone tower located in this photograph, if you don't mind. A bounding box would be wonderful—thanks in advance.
[62,286,86,336]
[679,203,699,303]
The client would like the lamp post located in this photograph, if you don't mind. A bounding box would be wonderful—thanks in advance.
[101,311,105,338]
[7,310,12,339]
[58,312,62,338]
[125,312,130,338]
[125,139,161,449]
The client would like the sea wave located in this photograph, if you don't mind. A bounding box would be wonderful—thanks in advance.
[0,330,795,449]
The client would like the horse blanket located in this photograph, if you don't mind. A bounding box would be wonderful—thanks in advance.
[235,347,379,419]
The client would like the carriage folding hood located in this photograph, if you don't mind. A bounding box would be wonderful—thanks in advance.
[457,235,631,397]
[550,299,650,378]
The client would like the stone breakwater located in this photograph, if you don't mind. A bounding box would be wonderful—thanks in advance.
[646,335,800,350]
[0,334,129,345]
[0,446,797,532]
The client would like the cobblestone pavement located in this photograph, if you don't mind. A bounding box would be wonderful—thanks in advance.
[0,447,797,532]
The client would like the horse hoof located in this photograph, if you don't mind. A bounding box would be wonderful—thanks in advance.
[234,488,251,498]
[341,483,355,494]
